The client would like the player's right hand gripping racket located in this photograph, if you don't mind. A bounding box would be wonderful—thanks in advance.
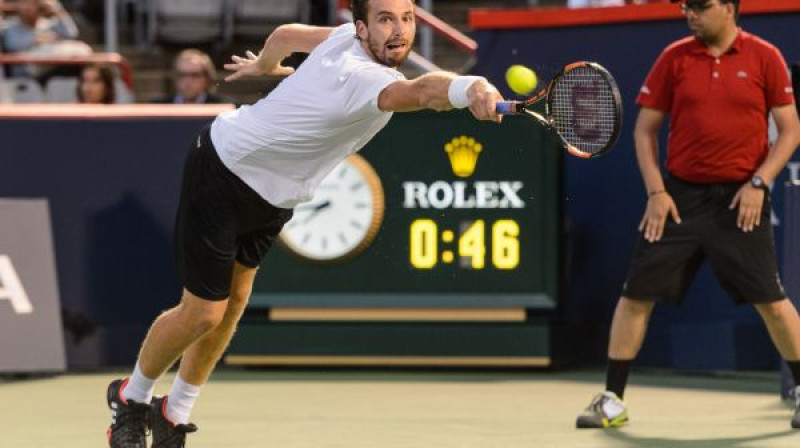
[496,61,623,159]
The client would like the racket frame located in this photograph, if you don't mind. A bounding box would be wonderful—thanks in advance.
[500,61,623,159]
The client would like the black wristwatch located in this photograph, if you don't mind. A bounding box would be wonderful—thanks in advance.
[750,175,768,190]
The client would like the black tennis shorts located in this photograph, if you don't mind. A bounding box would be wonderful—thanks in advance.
[622,176,786,305]
[173,125,293,300]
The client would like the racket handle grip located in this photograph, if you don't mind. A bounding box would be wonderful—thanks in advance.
[496,101,521,115]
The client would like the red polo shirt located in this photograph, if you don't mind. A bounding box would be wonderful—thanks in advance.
[636,30,795,183]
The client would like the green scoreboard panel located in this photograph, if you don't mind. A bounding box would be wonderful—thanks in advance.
[228,110,561,367]
[250,109,561,308]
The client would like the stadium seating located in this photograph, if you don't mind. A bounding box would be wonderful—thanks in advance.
[230,0,311,40]
[43,76,78,103]
[1,78,44,103]
[147,0,228,45]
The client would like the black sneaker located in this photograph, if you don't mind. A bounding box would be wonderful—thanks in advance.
[576,391,629,429]
[107,378,151,447]
[151,396,198,447]
[792,385,800,429]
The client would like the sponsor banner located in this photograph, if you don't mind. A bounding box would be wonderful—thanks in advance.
[0,199,65,373]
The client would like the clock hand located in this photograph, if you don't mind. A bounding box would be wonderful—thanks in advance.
[295,199,331,212]
[302,200,332,224]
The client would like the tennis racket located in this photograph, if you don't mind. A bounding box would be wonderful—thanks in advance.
[496,61,622,159]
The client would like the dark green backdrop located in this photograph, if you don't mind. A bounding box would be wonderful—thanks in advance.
[252,109,562,309]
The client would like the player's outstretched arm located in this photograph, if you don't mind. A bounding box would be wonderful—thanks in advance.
[225,24,333,82]
[378,73,504,122]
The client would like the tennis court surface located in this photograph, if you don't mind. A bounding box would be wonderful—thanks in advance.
[1,369,797,447]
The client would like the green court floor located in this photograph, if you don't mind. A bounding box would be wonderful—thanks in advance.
[0,369,797,447]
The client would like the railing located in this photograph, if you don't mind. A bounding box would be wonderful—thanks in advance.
[0,53,134,89]
[414,6,477,56]
[339,2,477,55]
[0,104,233,118]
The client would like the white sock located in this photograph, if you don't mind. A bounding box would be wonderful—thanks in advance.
[122,362,157,404]
[166,375,203,425]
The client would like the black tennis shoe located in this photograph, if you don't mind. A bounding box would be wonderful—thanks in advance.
[107,378,151,447]
[151,396,198,447]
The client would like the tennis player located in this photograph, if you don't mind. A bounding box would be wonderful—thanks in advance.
[105,0,503,446]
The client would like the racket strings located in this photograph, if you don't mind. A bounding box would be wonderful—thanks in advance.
[549,66,619,155]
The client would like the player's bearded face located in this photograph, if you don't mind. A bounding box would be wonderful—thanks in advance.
[359,1,416,68]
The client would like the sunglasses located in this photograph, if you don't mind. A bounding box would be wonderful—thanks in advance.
[680,1,717,14]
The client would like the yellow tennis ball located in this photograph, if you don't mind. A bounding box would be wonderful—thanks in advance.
[505,64,537,95]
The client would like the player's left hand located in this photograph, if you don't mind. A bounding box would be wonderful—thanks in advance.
[224,51,295,82]
[730,184,766,232]
[467,80,504,123]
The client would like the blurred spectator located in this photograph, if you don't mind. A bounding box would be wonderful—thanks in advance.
[568,0,664,6]
[1,0,5,50]
[0,0,6,52]
[1,0,91,78]
[568,0,624,6]
[76,64,115,104]
[150,49,232,104]
[1,0,5,99]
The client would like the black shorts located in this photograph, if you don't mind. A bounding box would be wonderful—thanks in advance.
[173,125,293,300]
[622,176,786,305]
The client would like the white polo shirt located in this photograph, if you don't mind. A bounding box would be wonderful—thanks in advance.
[210,23,405,208]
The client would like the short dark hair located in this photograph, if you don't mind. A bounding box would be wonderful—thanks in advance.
[351,0,369,24]
[672,0,739,21]
[719,0,740,21]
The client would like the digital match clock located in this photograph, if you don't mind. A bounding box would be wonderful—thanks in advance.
[252,110,561,310]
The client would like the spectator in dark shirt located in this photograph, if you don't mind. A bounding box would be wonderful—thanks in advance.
[150,49,232,104]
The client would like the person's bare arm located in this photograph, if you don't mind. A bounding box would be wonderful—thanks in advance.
[378,73,504,122]
[730,103,800,232]
[43,0,78,40]
[225,24,333,81]
[756,104,800,187]
[634,106,681,242]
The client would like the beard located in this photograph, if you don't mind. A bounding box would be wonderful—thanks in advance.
[365,35,412,68]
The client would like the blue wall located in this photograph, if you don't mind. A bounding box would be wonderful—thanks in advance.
[475,12,800,369]
[0,118,211,367]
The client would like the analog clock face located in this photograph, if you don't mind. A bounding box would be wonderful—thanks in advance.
[279,154,385,263]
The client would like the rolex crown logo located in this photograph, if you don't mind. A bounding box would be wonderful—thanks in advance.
[444,136,483,178]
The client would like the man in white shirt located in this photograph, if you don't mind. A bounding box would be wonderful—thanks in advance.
[105,1,504,446]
